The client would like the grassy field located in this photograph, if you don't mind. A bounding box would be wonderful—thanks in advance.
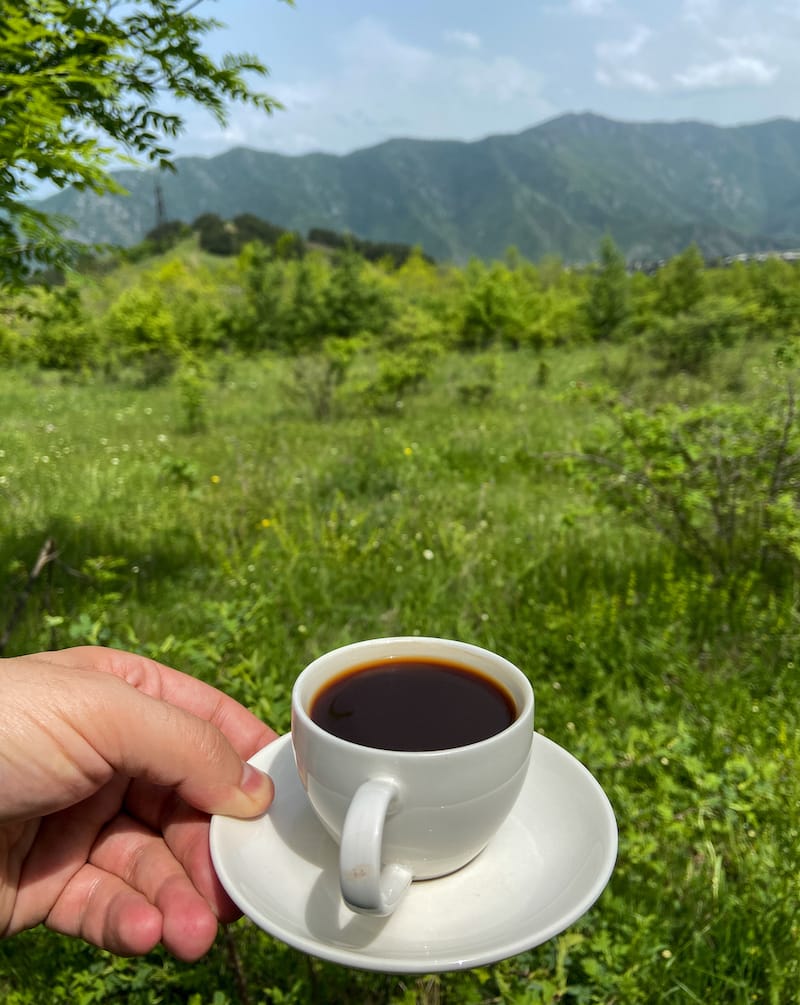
[0,339,799,1003]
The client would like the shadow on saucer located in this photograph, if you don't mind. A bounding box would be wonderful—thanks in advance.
[265,737,394,950]
[304,870,393,950]
[266,739,336,868]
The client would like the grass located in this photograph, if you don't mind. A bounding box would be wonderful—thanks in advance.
[0,341,799,1003]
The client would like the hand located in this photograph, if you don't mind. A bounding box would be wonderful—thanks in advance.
[0,646,277,961]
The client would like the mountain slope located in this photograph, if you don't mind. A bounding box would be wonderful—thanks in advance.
[35,112,800,263]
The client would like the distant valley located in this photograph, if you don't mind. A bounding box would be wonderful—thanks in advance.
[35,112,800,264]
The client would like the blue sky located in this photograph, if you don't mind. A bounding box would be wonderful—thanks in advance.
[170,0,800,160]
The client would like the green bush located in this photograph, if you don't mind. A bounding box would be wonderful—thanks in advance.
[31,285,98,372]
[649,294,763,373]
[104,283,181,384]
[577,385,800,583]
[0,319,23,366]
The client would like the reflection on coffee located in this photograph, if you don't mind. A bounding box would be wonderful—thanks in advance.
[309,657,517,751]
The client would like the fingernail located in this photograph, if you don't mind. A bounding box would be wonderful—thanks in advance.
[240,762,275,808]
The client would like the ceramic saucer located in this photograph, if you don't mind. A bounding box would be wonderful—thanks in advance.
[210,733,617,973]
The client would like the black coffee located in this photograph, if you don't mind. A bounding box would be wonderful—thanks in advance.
[309,657,516,751]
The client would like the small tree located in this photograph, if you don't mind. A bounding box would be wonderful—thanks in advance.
[649,294,762,374]
[31,285,98,372]
[654,243,706,317]
[458,259,530,349]
[319,248,395,340]
[104,283,181,384]
[584,236,630,340]
[226,243,286,352]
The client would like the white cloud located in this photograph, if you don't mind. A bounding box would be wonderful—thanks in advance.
[597,66,659,92]
[183,18,553,158]
[595,25,659,90]
[675,54,779,88]
[338,18,433,84]
[444,29,481,50]
[596,25,652,61]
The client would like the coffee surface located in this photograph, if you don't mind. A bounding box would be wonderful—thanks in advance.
[309,657,516,751]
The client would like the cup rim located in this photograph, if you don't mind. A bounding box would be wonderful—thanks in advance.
[291,636,534,758]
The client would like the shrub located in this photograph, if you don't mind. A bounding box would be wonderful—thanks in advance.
[576,385,800,584]
[584,235,631,340]
[31,285,98,372]
[458,259,531,349]
[319,247,395,340]
[177,355,211,433]
[0,319,23,366]
[104,283,181,384]
[648,294,763,374]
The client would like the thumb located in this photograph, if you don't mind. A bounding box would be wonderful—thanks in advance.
[92,676,275,818]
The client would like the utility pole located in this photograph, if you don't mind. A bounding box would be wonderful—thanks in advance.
[154,178,167,230]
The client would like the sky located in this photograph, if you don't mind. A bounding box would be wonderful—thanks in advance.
[169,0,800,161]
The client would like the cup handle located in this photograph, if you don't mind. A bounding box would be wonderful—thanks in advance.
[339,777,413,916]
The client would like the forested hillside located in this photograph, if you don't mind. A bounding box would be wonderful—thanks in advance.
[34,112,800,263]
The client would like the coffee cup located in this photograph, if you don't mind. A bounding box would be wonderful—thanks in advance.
[290,636,534,916]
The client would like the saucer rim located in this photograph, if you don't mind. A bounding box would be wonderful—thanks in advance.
[210,732,618,973]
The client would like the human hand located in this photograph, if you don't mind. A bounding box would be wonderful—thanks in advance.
[0,646,277,961]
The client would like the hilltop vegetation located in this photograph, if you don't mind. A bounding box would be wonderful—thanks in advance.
[1,235,799,1002]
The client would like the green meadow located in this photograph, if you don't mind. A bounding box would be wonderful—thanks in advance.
[1,235,799,1002]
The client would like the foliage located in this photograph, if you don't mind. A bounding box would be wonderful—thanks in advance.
[748,256,800,336]
[584,235,631,340]
[648,293,762,373]
[458,258,534,349]
[0,319,22,366]
[226,242,288,351]
[288,336,368,420]
[576,381,800,582]
[0,0,290,286]
[194,213,304,258]
[177,356,211,433]
[654,242,707,317]
[103,281,181,385]
[308,227,432,267]
[318,247,396,341]
[30,285,98,372]
[143,219,192,254]
[349,304,445,412]
[150,258,225,354]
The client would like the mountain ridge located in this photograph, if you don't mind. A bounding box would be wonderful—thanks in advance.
[35,111,800,264]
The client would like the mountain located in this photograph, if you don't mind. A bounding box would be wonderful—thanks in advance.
[34,112,800,264]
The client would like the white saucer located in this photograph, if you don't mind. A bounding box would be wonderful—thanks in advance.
[210,733,617,973]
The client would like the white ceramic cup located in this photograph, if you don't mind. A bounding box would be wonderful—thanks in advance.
[290,636,534,916]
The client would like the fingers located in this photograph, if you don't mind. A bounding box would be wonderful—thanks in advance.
[39,647,278,758]
[91,682,276,818]
[3,646,280,958]
[31,649,276,820]
[45,811,223,961]
[4,775,129,936]
[46,863,164,958]
[124,782,241,922]
[88,814,220,960]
